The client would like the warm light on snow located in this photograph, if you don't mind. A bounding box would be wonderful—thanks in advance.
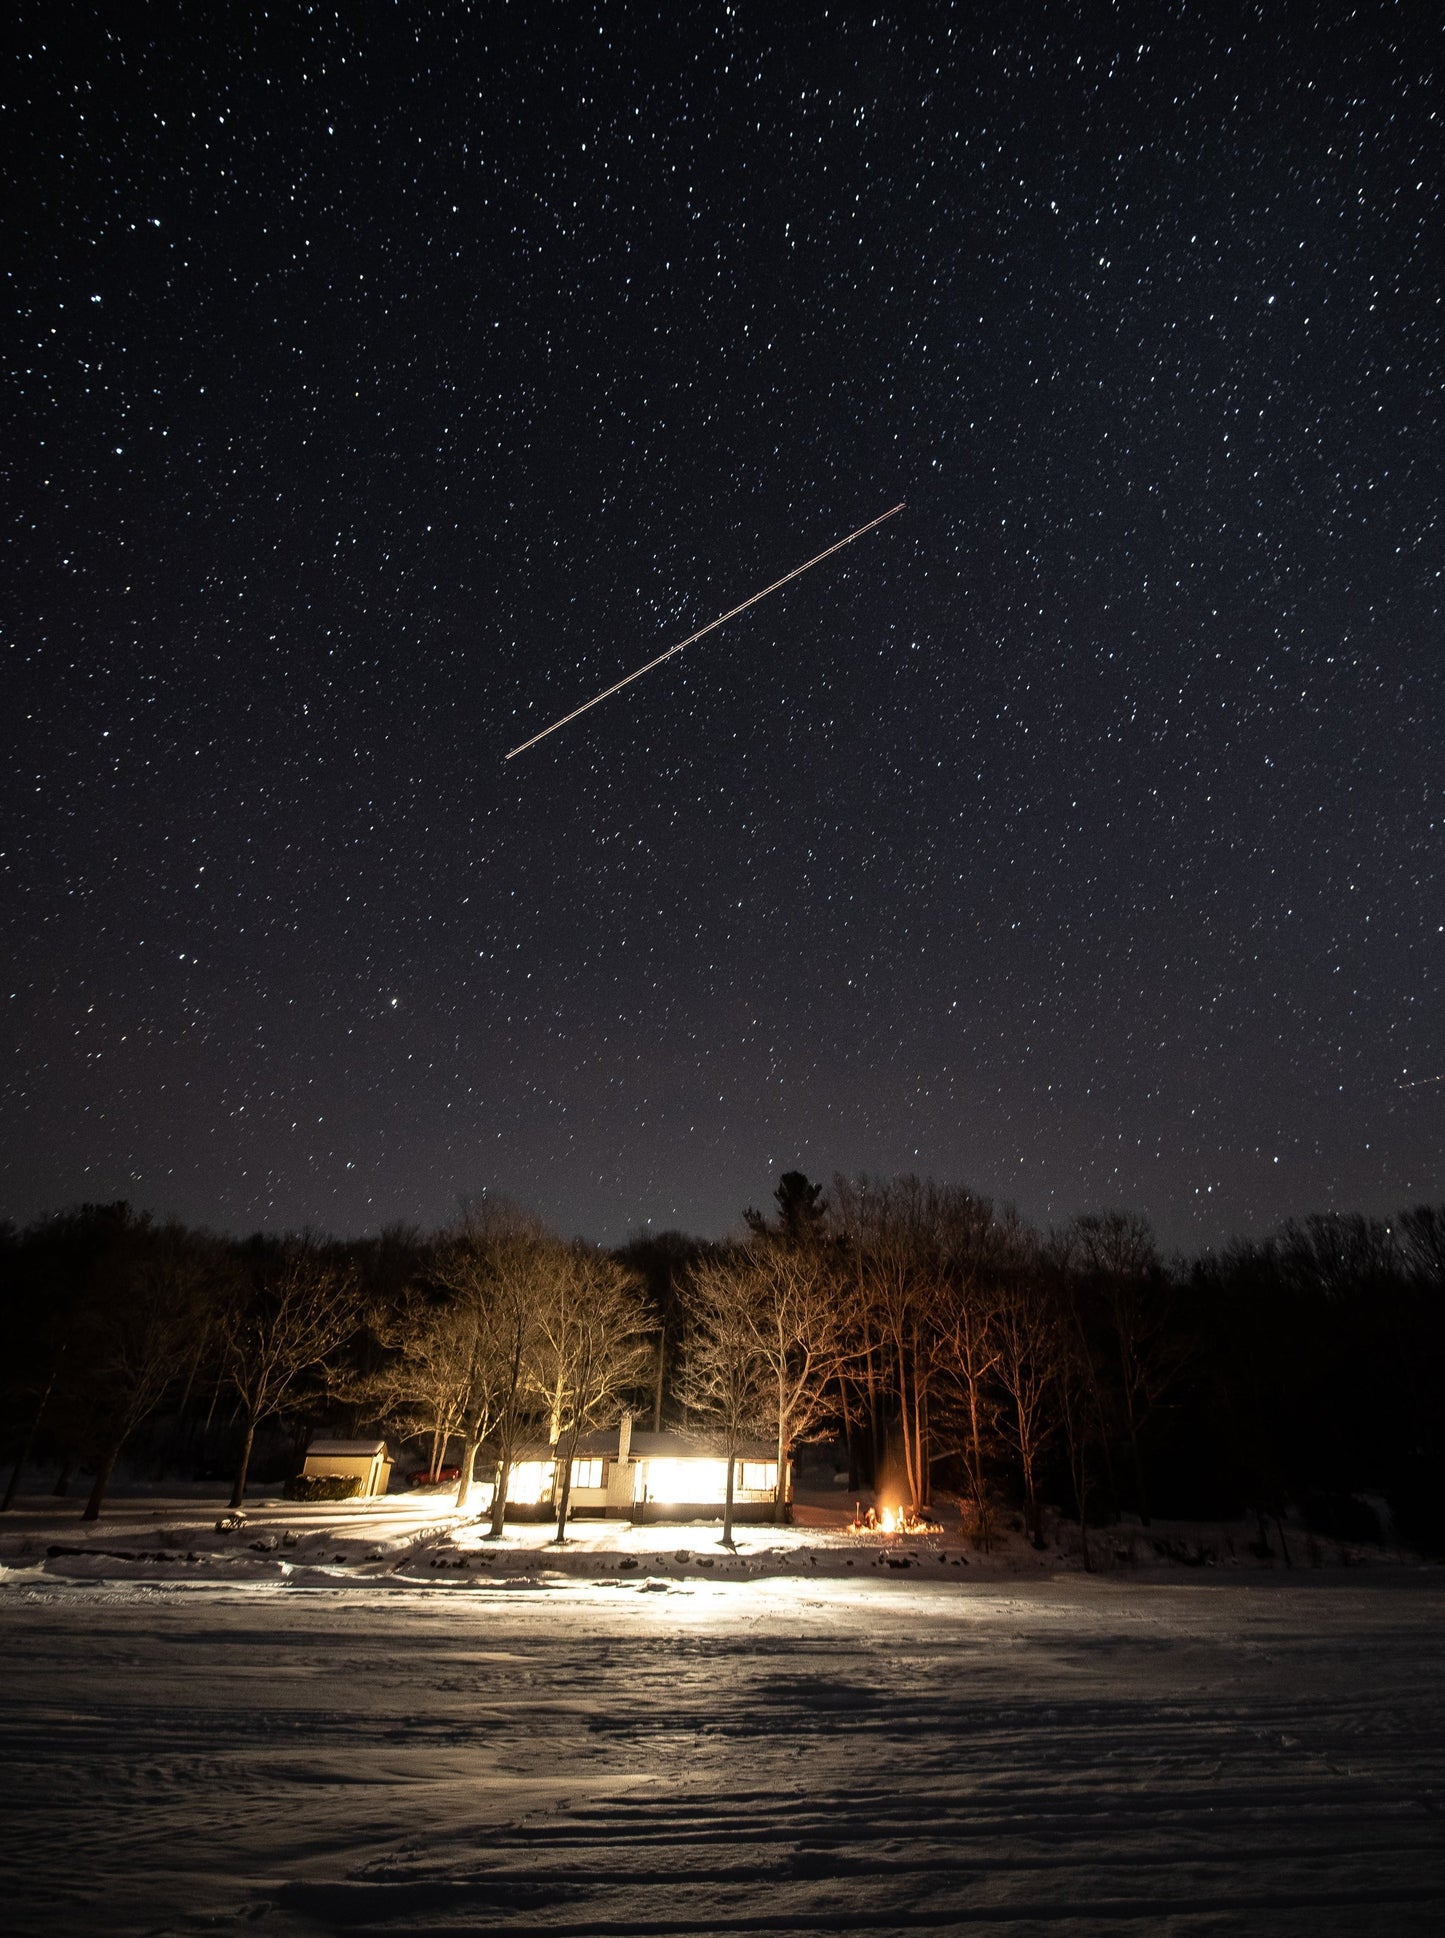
[848,1503,943,1536]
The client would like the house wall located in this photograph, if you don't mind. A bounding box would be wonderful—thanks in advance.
[490,1451,792,1522]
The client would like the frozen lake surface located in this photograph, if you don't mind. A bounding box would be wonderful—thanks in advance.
[3,1564,1443,1935]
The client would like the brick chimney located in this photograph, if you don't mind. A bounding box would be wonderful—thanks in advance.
[606,1411,634,1518]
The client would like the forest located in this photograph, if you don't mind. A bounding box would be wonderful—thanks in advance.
[2,1175,1441,1556]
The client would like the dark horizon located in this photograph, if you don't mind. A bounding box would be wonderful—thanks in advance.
[5,1172,1437,1265]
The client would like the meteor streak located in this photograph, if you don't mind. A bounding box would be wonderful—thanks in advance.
[505,501,905,759]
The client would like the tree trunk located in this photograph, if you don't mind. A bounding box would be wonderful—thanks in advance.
[774,1410,789,1524]
[861,1328,884,1487]
[553,1452,574,1544]
[0,1453,24,1514]
[489,1452,512,1538]
[843,1379,861,1489]
[1064,1404,1091,1572]
[1127,1417,1151,1526]
[551,1419,586,1544]
[230,1413,258,1508]
[652,1326,666,1433]
[895,1340,917,1510]
[455,1430,478,1512]
[964,1374,989,1553]
[2,1427,36,1514]
[83,1437,124,1522]
[917,1381,930,1510]
[720,1451,737,1549]
[4,1365,59,1512]
[1022,1448,1042,1547]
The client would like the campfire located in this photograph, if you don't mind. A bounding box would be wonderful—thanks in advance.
[849,1503,942,1536]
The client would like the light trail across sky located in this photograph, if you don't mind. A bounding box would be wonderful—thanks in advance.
[505,501,905,759]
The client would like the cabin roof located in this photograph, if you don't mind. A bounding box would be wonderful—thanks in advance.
[305,1438,388,1457]
[499,1430,778,1463]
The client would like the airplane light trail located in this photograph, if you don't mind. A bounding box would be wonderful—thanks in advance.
[505,501,905,760]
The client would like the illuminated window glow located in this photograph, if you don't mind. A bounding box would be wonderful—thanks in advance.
[506,1459,555,1506]
[740,1461,778,1492]
[638,1457,732,1504]
[570,1457,603,1489]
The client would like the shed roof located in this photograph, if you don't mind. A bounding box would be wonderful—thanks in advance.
[305,1438,388,1457]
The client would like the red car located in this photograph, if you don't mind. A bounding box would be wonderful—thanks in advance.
[407,1467,461,1487]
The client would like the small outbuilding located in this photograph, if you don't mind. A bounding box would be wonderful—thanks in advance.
[300,1438,392,1499]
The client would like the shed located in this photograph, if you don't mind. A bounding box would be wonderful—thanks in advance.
[300,1438,392,1498]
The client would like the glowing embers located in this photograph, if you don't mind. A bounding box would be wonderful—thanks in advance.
[848,1504,943,1535]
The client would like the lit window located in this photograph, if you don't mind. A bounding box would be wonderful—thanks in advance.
[571,1457,603,1489]
[740,1461,778,1492]
[642,1457,731,1503]
[507,1460,554,1506]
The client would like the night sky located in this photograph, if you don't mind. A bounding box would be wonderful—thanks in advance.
[7,5,1441,1250]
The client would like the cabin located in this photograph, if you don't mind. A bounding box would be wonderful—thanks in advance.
[493,1415,788,1523]
[299,1438,393,1499]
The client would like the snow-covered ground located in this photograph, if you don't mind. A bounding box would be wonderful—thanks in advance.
[0,1484,1418,1589]
[3,1498,1443,1935]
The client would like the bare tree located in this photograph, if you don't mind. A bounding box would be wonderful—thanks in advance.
[735,1240,847,1524]
[1054,1316,1099,1571]
[831,1176,944,1512]
[76,1221,215,1521]
[1068,1211,1180,1526]
[835,1176,1012,1516]
[430,1201,551,1529]
[1398,1203,1445,1287]
[830,1182,889,1490]
[220,1243,360,1506]
[680,1254,772,1549]
[360,1294,473,1480]
[1277,1212,1398,1298]
[532,1248,650,1543]
[613,1229,699,1432]
[992,1259,1058,1546]
[929,1190,1016,1547]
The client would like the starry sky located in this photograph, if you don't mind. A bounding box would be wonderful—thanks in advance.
[6,4,1441,1250]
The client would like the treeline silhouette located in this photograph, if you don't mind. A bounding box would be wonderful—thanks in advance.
[1,1176,1441,1554]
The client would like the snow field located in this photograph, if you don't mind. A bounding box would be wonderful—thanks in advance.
[2,1556,1443,1936]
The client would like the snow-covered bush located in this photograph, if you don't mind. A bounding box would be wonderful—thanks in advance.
[284,1473,362,1502]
